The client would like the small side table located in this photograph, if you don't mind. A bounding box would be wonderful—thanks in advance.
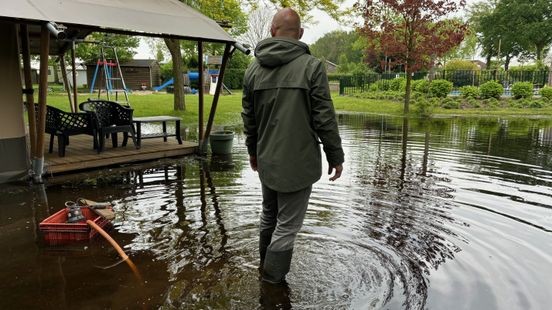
[132,116,183,147]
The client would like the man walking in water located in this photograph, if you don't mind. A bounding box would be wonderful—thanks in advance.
[242,8,344,284]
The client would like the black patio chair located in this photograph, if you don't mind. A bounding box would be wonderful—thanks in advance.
[39,104,98,157]
[79,99,138,152]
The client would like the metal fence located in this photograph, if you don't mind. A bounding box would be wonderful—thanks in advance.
[338,70,550,96]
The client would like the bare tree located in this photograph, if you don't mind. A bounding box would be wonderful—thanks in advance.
[239,7,276,49]
[143,37,170,62]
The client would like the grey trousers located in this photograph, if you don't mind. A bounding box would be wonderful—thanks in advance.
[260,184,312,252]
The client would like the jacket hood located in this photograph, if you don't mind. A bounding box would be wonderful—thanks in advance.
[254,37,310,68]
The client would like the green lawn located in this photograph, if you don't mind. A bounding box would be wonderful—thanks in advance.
[44,90,552,128]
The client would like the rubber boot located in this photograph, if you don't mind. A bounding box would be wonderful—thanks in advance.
[259,229,273,266]
[262,249,293,284]
[259,280,291,309]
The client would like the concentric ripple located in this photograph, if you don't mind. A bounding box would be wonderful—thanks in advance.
[1,115,551,309]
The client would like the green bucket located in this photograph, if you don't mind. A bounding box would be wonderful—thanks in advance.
[209,131,234,154]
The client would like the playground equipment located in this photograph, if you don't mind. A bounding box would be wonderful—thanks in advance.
[89,46,130,106]
[154,70,230,94]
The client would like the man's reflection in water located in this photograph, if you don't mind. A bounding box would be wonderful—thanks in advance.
[259,281,292,309]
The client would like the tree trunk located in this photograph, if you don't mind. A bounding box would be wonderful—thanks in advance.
[164,38,185,111]
[404,72,412,115]
[504,55,511,71]
[536,44,544,63]
[52,61,60,84]
[485,54,492,70]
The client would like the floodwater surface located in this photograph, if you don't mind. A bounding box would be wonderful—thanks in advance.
[1,114,551,309]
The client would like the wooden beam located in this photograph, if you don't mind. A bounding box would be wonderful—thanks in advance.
[71,41,78,111]
[59,54,75,112]
[19,24,37,158]
[198,41,204,151]
[35,23,50,181]
[201,43,232,152]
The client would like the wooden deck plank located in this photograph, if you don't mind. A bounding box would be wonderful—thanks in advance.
[44,135,197,174]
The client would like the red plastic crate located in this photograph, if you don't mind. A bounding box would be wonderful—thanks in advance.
[39,207,112,245]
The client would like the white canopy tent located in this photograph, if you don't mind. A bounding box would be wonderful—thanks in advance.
[0,0,246,183]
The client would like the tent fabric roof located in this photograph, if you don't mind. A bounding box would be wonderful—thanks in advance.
[0,0,235,43]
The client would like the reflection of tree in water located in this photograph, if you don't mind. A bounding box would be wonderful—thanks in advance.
[343,115,462,309]
[338,113,552,309]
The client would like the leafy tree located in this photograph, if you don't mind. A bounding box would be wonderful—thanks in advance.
[247,0,349,23]
[358,0,467,114]
[310,31,364,66]
[471,0,522,70]
[493,0,552,64]
[444,25,478,61]
[227,52,251,70]
[75,33,139,63]
[468,0,499,68]
[166,0,247,111]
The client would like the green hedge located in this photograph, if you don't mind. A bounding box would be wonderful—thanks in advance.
[223,69,246,89]
[540,86,552,100]
[511,82,533,99]
[429,79,453,98]
[460,85,481,99]
[480,81,503,99]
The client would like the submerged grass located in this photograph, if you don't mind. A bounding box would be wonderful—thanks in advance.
[44,91,552,128]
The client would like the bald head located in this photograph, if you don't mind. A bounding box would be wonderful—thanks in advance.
[270,8,304,40]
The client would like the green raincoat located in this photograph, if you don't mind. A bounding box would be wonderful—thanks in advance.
[242,37,344,192]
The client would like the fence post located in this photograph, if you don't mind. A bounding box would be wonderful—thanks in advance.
[339,77,344,96]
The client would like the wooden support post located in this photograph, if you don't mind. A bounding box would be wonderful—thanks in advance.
[59,54,74,112]
[71,41,78,111]
[198,41,204,151]
[201,43,232,152]
[20,24,37,159]
[35,24,50,182]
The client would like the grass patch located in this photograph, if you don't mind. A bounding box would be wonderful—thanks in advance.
[44,92,244,127]
[44,90,552,129]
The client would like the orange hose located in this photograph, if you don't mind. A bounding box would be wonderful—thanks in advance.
[87,220,143,283]
[87,220,128,260]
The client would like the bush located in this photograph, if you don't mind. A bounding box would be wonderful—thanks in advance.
[374,80,391,91]
[413,98,435,117]
[429,79,453,98]
[511,82,533,99]
[412,79,430,94]
[466,97,480,108]
[411,91,425,100]
[540,86,552,100]
[480,81,503,99]
[529,99,546,108]
[389,77,406,91]
[355,91,403,101]
[440,97,460,109]
[368,83,379,92]
[223,68,246,89]
[444,59,480,71]
[160,62,174,81]
[483,98,500,109]
[460,86,480,99]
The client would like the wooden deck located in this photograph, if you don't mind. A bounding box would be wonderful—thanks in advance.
[44,135,198,174]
